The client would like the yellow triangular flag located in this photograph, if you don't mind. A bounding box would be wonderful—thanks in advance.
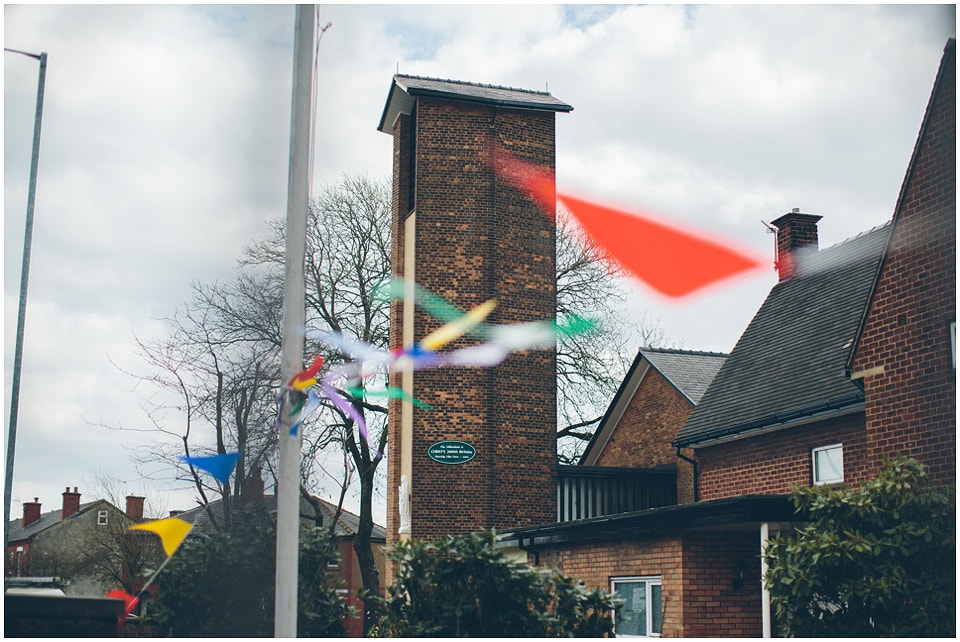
[129,517,193,557]
[420,299,497,351]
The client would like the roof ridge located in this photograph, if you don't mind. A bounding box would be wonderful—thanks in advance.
[395,73,552,97]
[818,221,892,254]
[639,346,729,358]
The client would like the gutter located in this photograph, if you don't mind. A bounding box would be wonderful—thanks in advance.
[500,495,803,548]
[673,393,864,449]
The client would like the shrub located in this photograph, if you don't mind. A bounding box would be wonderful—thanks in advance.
[373,530,614,637]
[764,456,955,637]
[150,504,350,637]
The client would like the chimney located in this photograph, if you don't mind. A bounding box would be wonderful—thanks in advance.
[125,495,145,523]
[771,208,822,281]
[242,466,265,505]
[62,486,81,521]
[22,498,41,527]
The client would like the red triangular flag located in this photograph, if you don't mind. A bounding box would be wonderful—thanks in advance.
[557,194,762,297]
[105,589,139,624]
[490,142,762,297]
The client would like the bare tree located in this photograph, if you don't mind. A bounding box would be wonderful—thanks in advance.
[118,174,662,632]
[555,208,666,463]
[243,174,392,632]
[115,277,282,531]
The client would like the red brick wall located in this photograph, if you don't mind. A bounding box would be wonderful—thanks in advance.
[387,94,558,545]
[696,413,868,500]
[535,531,762,637]
[596,369,691,469]
[679,532,762,637]
[851,43,956,487]
[5,541,32,577]
[594,367,696,502]
[539,536,684,636]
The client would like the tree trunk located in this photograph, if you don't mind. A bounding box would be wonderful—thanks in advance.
[353,460,382,635]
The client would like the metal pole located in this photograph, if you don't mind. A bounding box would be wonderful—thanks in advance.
[4,49,47,563]
[274,7,315,637]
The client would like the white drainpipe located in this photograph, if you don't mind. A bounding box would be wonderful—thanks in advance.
[760,522,771,637]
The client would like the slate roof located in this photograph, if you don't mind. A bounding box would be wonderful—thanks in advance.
[174,494,386,542]
[579,348,727,464]
[640,347,728,404]
[7,500,114,543]
[674,223,892,448]
[378,74,573,133]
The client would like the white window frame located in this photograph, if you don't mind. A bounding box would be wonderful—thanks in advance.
[610,575,662,637]
[812,444,844,485]
[97,510,109,525]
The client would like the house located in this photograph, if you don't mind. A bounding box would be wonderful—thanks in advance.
[502,37,955,638]
[673,218,891,498]
[174,486,387,638]
[578,347,727,506]
[5,487,149,598]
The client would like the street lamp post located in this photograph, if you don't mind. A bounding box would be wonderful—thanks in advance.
[4,48,48,562]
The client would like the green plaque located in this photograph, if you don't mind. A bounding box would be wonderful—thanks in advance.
[427,440,476,465]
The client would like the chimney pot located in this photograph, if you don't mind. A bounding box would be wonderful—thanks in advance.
[125,495,146,522]
[770,209,822,281]
[242,466,265,505]
[62,486,81,521]
[22,498,42,527]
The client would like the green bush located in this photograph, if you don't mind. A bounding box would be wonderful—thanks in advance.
[764,456,955,637]
[373,530,614,637]
[150,504,351,637]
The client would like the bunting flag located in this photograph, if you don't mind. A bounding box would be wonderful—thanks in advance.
[372,277,467,326]
[105,589,139,624]
[489,143,764,298]
[289,355,324,391]
[291,388,323,436]
[310,311,598,375]
[129,517,193,557]
[320,381,381,458]
[181,451,243,485]
[375,276,600,349]
[346,385,433,410]
[419,299,497,350]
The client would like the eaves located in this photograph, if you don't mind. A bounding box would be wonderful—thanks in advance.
[672,393,864,449]
[498,495,803,548]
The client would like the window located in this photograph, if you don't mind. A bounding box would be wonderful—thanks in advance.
[97,510,109,525]
[812,444,843,485]
[611,576,662,637]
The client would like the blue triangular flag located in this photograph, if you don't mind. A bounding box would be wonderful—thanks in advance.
[291,388,323,436]
[182,451,243,484]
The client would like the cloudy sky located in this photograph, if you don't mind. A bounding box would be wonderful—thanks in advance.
[4,4,955,524]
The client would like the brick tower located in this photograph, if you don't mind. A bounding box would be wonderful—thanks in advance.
[378,76,572,549]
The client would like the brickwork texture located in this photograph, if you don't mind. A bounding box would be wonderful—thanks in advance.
[387,95,559,549]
